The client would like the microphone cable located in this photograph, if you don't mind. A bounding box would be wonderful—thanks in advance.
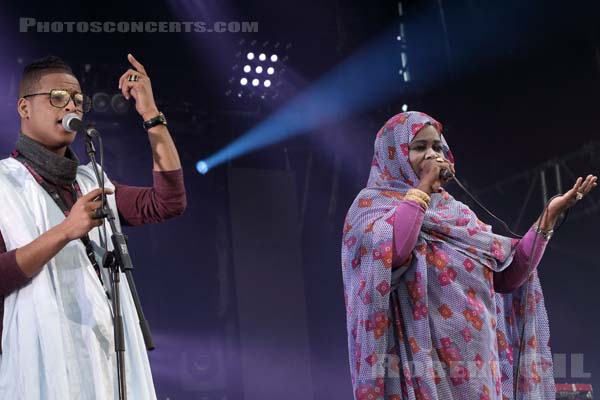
[447,173,568,398]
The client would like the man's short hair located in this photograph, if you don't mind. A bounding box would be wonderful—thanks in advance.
[18,56,76,98]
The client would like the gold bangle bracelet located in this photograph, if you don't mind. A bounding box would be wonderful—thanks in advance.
[406,193,429,207]
[405,195,428,211]
[406,190,430,206]
[406,188,431,204]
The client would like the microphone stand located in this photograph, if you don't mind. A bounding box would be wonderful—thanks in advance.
[83,130,155,400]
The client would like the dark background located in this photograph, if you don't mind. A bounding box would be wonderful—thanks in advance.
[0,0,599,399]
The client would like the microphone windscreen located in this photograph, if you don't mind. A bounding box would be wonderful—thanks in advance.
[62,113,82,133]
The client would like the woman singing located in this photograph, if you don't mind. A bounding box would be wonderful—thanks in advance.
[341,111,596,399]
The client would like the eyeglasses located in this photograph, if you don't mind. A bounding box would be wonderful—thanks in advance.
[22,89,92,113]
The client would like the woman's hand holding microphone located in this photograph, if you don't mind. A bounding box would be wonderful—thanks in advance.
[416,156,455,195]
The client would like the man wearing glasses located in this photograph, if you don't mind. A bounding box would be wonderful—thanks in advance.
[0,55,185,398]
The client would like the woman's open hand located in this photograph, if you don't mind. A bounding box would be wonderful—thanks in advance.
[548,174,597,217]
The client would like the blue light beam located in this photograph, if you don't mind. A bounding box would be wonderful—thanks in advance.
[199,28,405,173]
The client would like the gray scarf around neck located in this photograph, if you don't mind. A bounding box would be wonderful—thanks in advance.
[15,132,79,185]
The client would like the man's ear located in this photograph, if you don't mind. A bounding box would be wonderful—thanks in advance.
[17,98,29,119]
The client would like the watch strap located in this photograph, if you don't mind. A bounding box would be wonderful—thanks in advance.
[143,112,167,130]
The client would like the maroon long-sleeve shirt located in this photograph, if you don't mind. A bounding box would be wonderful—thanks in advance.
[0,168,186,352]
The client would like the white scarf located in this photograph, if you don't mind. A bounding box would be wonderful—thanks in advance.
[0,157,156,400]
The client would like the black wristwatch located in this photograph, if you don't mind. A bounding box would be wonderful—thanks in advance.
[143,112,167,130]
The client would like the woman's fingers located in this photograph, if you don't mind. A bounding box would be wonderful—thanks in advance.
[576,175,596,196]
[571,177,583,194]
[583,175,597,194]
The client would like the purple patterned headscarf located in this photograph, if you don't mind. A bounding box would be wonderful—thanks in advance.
[341,112,554,399]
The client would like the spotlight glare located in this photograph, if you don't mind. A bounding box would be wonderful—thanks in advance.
[255,66,263,74]
[264,80,271,88]
[247,52,255,60]
[401,104,408,112]
[240,77,248,86]
[196,161,209,175]
[270,54,278,62]
[259,53,266,61]
[267,67,275,75]
[243,65,251,73]
[252,79,260,87]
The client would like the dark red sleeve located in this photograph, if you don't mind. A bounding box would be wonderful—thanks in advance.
[0,231,31,354]
[0,232,30,296]
[114,169,187,226]
[0,249,28,296]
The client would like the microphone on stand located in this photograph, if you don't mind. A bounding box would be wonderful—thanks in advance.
[62,113,100,137]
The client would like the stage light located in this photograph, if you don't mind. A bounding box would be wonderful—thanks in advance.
[228,39,292,104]
[196,161,209,175]
[397,6,409,81]
[92,92,110,113]
[401,52,408,68]
[397,23,406,43]
[401,103,408,112]
[111,94,129,114]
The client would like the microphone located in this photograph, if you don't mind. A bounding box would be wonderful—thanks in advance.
[62,113,100,137]
[440,168,454,180]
